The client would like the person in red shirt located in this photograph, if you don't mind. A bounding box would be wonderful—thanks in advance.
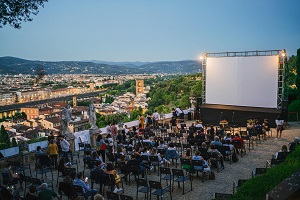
[232,133,244,153]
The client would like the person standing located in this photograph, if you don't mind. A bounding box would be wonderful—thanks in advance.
[152,110,160,129]
[59,136,71,158]
[275,115,285,139]
[170,117,178,134]
[106,124,111,135]
[139,115,145,129]
[48,139,59,169]
[111,123,118,141]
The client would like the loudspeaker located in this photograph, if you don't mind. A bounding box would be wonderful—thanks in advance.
[196,97,202,107]
[282,100,288,111]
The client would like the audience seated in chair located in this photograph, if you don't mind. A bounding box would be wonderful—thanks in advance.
[103,163,123,193]
[0,183,14,200]
[210,136,222,147]
[25,185,38,200]
[3,163,23,190]
[38,183,60,200]
[207,144,224,169]
[165,143,179,161]
[73,172,98,199]
[274,145,289,159]
[192,151,210,173]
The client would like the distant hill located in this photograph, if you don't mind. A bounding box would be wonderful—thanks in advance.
[85,60,150,68]
[138,60,201,74]
[0,56,202,75]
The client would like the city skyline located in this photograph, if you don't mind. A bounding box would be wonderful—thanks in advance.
[0,0,300,62]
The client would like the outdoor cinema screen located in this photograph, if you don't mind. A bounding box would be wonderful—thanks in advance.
[205,55,278,108]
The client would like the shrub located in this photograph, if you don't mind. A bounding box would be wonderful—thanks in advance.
[288,100,300,121]
[231,146,300,200]
[0,143,10,150]
[26,137,48,144]
[11,138,18,147]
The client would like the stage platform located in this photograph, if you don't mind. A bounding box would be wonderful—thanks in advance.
[199,104,281,127]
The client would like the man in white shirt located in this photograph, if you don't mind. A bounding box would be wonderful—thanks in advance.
[152,110,160,128]
[59,136,70,157]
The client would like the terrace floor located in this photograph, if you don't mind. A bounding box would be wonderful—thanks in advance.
[6,121,300,200]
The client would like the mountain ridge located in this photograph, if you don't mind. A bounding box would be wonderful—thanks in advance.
[0,56,202,75]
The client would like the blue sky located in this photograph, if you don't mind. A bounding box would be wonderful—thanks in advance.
[0,0,299,62]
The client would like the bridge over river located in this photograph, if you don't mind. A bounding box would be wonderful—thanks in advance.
[0,90,106,117]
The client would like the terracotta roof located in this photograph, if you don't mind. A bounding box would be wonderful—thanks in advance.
[44,117,61,124]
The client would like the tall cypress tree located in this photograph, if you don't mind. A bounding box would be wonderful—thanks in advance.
[296,48,300,98]
[0,125,10,147]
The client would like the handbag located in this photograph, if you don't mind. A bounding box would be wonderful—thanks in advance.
[100,142,107,150]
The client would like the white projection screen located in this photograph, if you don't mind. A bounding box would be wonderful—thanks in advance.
[206,55,278,108]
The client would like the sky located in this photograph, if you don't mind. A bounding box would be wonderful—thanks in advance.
[0,0,300,62]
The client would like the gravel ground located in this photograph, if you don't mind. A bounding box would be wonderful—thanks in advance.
[20,121,300,200]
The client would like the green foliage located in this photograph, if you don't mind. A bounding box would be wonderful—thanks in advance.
[26,137,47,144]
[96,113,130,128]
[288,99,300,112]
[13,112,27,120]
[0,0,48,29]
[231,146,300,200]
[77,101,91,107]
[296,48,300,98]
[0,125,10,147]
[105,95,114,104]
[53,84,68,90]
[147,74,202,112]
[288,99,300,121]
[154,105,171,114]
[130,107,143,121]
[103,83,118,89]
[11,138,18,147]
[0,143,9,150]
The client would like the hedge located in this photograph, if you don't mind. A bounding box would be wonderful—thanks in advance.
[26,137,48,144]
[231,145,300,200]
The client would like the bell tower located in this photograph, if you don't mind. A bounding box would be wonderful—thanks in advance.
[136,79,144,96]
[73,96,77,107]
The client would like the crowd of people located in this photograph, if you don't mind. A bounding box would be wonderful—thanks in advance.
[1,112,297,200]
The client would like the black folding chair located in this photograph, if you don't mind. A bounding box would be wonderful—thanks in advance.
[149,155,161,175]
[252,167,267,178]
[120,194,133,200]
[172,168,192,195]
[106,191,120,200]
[159,167,173,188]
[58,181,74,199]
[136,178,150,200]
[149,180,172,200]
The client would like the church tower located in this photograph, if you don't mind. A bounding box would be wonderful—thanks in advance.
[136,79,144,96]
[73,96,77,107]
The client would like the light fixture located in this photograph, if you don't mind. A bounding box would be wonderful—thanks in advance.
[281,49,286,57]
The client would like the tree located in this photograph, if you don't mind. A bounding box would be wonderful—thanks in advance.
[11,138,18,147]
[0,125,10,147]
[130,107,143,121]
[0,0,48,29]
[296,48,300,98]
